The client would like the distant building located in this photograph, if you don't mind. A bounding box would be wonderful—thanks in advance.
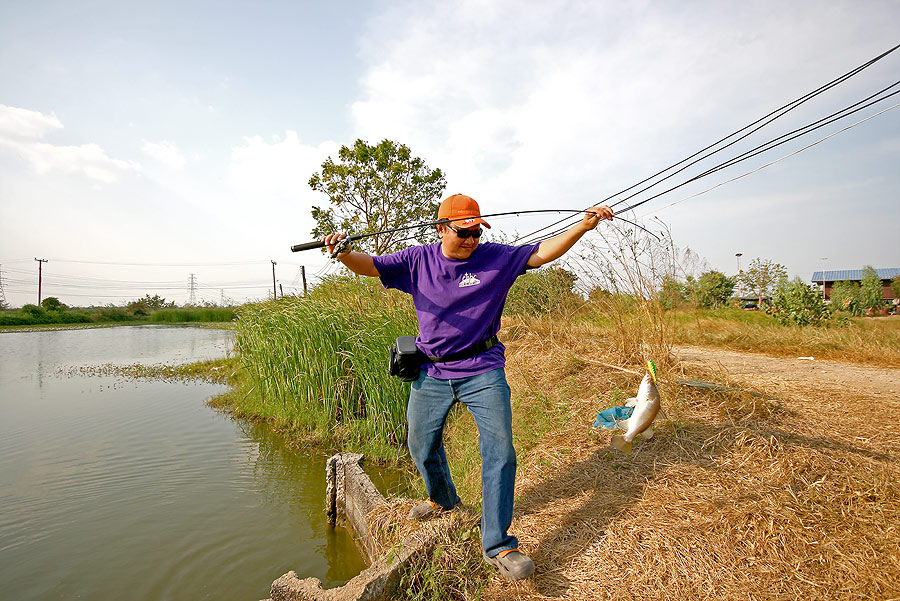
[810,268,900,301]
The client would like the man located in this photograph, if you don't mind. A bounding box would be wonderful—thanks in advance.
[323,193,613,581]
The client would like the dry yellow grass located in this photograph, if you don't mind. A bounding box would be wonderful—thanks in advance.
[396,315,900,601]
[673,311,900,368]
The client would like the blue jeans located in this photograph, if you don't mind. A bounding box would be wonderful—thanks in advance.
[407,368,518,557]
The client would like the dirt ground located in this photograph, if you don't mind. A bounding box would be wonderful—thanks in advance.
[481,344,900,600]
[674,345,899,401]
[674,345,900,455]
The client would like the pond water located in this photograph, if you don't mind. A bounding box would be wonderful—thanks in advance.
[0,325,366,601]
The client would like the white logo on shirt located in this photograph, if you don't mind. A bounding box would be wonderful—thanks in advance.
[459,273,481,288]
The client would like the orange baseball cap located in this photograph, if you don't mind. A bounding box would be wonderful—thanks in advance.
[437,194,491,229]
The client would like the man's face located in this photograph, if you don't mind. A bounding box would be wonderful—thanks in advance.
[438,223,482,260]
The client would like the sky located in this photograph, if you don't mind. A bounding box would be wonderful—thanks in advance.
[1,0,898,307]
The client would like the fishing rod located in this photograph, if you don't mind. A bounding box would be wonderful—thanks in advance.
[520,81,900,243]
[290,209,659,254]
[514,43,900,245]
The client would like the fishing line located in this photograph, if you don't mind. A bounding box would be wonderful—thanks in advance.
[515,44,900,244]
[516,76,900,245]
[601,42,900,208]
[616,92,900,216]
[633,100,900,217]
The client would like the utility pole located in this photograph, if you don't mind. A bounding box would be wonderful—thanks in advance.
[0,263,7,309]
[820,257,828,300]
[35,258,48,305]
[735,253,743,299]
[301,266,307,296]
[271,260,277,299]
[188,273,197,305]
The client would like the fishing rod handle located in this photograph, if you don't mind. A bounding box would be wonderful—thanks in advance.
[291,233,365,253]
[291,240,326,252]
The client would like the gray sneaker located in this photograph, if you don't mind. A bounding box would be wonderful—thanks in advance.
[407,500,442,521]
[408,499,465,521]
[483,549,535,581]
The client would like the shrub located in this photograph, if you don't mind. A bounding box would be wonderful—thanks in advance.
[658,276,685,310]
[127,300,151,317]
[41,297,66,311]
[505,266,580,316]
[768,277,831,326]
[92,306,131,322]
[830,280,861,316]
[859,266,884,313]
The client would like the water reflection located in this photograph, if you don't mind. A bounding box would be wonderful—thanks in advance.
[0,325,366,601]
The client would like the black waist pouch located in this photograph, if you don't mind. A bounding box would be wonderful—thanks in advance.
[389,336,424,382]
[388,335,501,382]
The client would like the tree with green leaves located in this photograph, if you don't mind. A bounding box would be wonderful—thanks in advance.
[891,275,900,299]
[136,294,175,310]
[693,270,736,309]
[41,297,66,311]
[309,139,447,255]
[859,265,884,312]
[739,258,787,306]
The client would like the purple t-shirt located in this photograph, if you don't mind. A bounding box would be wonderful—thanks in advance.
[373,241,540,379]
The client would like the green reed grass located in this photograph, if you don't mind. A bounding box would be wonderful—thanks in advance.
[232,275,418,449]
[149,307,236,323]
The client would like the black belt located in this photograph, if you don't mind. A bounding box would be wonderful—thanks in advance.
[425,335,500,363]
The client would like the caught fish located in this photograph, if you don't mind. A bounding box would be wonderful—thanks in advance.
[593,361,661,454]
[611,370,661,454]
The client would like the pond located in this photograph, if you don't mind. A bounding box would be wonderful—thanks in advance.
[0,325,366,601]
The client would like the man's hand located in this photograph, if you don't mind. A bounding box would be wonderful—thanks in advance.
[320,233,381,277]
[527,205,614,268]
[581,205,614,231]
[322,233,351,258]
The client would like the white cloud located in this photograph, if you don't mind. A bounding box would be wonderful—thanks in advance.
[0,104,139,183]
[351,1,900,211]
[0,104,63,140]
[141,140,186,169]
[228,130,339,204]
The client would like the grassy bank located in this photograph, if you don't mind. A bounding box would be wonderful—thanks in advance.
[207,277,898,599]
[0,305,235,328]
[226,275,417,459]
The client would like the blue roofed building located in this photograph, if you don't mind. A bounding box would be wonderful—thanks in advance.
[810,267,900,301]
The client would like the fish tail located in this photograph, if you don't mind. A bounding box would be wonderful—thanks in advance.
[612,435,633,455]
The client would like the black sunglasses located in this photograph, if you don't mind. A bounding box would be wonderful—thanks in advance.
[446,224,483,239]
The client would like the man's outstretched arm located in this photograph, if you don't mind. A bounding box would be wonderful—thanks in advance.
[526,205,613,268]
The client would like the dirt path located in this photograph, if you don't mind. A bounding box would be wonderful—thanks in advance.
[674,345,899,400]
[674,345,900,455]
